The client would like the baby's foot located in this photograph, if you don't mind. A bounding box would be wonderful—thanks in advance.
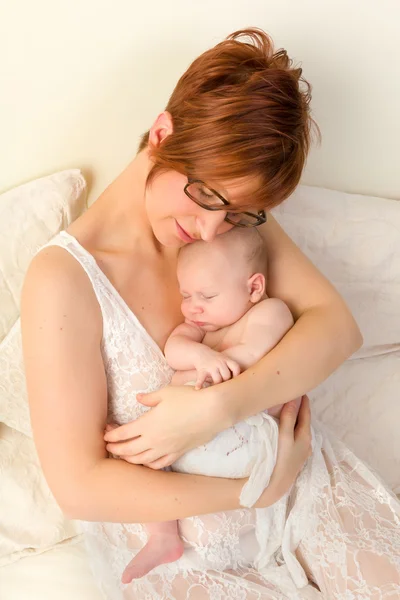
[122,534,184,583]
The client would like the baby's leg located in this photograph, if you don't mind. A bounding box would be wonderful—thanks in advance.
[122,520,183,583]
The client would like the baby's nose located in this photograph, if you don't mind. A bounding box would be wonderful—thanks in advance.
[191,305,204,314]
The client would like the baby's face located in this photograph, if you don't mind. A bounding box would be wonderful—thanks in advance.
[177,252,252,332]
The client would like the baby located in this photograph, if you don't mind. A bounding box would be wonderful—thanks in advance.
[122,228,298,583]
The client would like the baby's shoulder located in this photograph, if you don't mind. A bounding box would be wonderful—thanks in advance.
[246,297,294,327]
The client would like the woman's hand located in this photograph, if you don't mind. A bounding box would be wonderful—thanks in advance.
[104,385,228,469]
[255,395,312,507]
[104,378,313,483]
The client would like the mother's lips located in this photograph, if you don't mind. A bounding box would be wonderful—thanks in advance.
[176,221,197,243]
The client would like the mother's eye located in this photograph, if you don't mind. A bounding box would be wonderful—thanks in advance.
[199,187,214,199]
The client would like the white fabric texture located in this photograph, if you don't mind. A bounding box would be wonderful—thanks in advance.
[174,388,280,508]
[0,538,103,600]
[174,409,298,577]
[0,170,87,566]
[44,231,400,600]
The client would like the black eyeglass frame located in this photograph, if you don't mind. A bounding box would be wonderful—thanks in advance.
[184,178,267,228]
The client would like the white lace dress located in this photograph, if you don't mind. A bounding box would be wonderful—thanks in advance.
[50,232,400,600]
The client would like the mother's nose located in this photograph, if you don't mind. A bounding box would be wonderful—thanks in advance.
[197,211,230,242]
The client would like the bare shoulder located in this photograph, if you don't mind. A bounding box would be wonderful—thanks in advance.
[246,297,294,329]
[22,245,102,336]
[21,245,103,380]
[24,244,96,296]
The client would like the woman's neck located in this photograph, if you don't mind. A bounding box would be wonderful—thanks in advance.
[70,151,175,261]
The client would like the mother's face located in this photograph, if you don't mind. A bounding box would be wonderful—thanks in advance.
[144,113,264,249]
[145,169,268,249]
[144,170,233,248]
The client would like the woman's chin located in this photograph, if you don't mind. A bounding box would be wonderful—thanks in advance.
[153,229,185,249]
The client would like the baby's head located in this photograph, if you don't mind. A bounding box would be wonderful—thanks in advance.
[177,228,267,331]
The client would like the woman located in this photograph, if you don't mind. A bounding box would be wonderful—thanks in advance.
[21,29,399,599]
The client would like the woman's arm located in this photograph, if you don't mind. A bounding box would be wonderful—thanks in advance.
[83,397,311,519]
[21,247,292,522]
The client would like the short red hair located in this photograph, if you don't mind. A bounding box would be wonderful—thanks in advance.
[139,28,318,211]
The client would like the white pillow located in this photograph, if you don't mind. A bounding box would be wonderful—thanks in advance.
[0,169,87,344]
[0,170,87,434]
[272,185,400,491]
[311,350,400,493]
[272,185,400,355]
[0,170,86,566]
[0,424,80,566]
[0,535,103,599]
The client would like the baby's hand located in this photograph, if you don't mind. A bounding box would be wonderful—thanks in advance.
[193,347,241,390]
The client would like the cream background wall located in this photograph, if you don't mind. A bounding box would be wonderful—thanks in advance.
[1,0,399,203]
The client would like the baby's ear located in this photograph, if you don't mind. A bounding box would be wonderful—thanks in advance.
[248,272,266,303]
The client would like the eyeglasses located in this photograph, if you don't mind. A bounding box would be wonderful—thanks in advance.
[183,179,267,228]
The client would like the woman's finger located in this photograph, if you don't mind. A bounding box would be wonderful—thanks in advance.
[144,454,177,470]
[278,400,301,438]
[104,421,141,442]
[106,436,148,457]
[294,395,311,433]
[294,396,312,452]
[104,423,119,432]
[120,449,159,465]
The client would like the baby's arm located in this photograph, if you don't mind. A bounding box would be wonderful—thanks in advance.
[164,323,206,371]
[165,323,240,389]
[222,298,294,371]
[222,299,295,417]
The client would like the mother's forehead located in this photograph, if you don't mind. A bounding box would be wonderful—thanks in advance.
[208,174,262,203]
